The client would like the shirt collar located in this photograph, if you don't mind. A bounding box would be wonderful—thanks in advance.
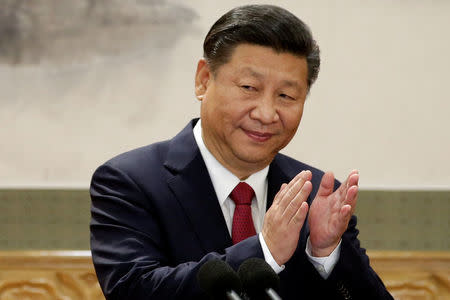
[193,119,269,207]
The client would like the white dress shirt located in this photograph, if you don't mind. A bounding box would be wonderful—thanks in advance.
[193,120,339,279]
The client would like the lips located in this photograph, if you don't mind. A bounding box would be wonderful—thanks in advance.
[242,128,273,142]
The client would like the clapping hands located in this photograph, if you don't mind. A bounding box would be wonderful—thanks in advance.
[262,170,359,264]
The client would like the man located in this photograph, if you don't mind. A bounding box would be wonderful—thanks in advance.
[90,5,393,299]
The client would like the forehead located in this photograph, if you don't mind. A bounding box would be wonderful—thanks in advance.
[218,44,308,85]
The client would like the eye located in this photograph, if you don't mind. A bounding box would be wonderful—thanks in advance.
[241,85,256,91]
[279,93,296,101]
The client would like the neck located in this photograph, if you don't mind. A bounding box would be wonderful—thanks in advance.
[203,141,271,180]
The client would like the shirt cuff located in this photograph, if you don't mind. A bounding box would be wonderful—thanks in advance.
[305,237,341,279]
[258,233,285,274]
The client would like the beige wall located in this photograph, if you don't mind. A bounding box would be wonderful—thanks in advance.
[1,0,449,189]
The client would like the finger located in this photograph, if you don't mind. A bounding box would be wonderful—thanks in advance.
[273,183,288,206]
[340,167,357,183]
[289,201,309,229]
[347,173,359,188]
[349,169,359,176]
[273,174,301,207]
[332,183,358,214]
[344,185,358,213]
[338,204,353,231]
[316,172,335,197]
[340,204,352,216]
[344,170,359,189]
[337,174,349,197]
[283,180,312,223]
[337,171,359,204]
[277,171,309,211]
[276,173,303,206]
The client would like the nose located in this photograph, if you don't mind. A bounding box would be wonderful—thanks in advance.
[249,94,279,124]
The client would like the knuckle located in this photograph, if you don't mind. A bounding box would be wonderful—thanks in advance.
[293,212,304,223]
[285,189,294,199]
[287,199,299,210]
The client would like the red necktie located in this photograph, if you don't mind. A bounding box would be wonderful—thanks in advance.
[230,182,256,244]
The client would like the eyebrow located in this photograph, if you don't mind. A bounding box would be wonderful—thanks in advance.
[240,67,264,79]
[239,67,300,89]
[280,79,300,89]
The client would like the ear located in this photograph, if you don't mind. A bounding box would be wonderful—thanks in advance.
[195,58,211,101]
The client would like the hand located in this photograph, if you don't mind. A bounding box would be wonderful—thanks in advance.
[308,170,359,257]
[262,170,312,265]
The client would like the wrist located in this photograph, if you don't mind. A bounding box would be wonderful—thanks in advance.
[258,233,285,273]
[310,241,340,257]
[262,231,287,265]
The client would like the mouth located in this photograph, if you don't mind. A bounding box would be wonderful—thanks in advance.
[242,128,273,142]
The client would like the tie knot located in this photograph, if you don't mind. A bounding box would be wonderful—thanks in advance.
[230,182,255,206]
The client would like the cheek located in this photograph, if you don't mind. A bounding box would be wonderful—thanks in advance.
[280,107,304,131]
[219,99,252,122]
[221,109,249,130]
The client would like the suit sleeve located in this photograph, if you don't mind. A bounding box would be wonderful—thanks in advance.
[322,180,394,299]
[90,163,263,300]
[314,177,393,299]
[322,215,394,300]
[279,215,393,300]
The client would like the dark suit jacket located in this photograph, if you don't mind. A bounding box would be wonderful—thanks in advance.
[90,119,392,299]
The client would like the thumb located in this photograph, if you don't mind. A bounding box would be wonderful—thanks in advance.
[316,172,335,197]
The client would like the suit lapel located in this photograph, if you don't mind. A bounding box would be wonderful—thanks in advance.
[267,155,294,209]
[164,120,232,254]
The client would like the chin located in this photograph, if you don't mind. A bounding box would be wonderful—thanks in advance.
[235,150,275,166]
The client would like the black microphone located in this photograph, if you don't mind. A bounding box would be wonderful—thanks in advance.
[197,259,243,300]
[237,258,282,300]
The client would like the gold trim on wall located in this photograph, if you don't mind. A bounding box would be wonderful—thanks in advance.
[0,251,449,299]
[0,251,103,300]
[369,251,450,300]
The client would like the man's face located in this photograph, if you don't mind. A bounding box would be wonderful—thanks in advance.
[195,44,309,179]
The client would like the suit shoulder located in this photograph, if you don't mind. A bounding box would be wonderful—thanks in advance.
[96,140,170,175]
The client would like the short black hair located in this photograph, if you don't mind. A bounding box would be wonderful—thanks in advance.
[203,5,320,88]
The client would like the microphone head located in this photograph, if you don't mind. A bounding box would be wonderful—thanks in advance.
[197,259,242,299]
[237,258,280,298]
